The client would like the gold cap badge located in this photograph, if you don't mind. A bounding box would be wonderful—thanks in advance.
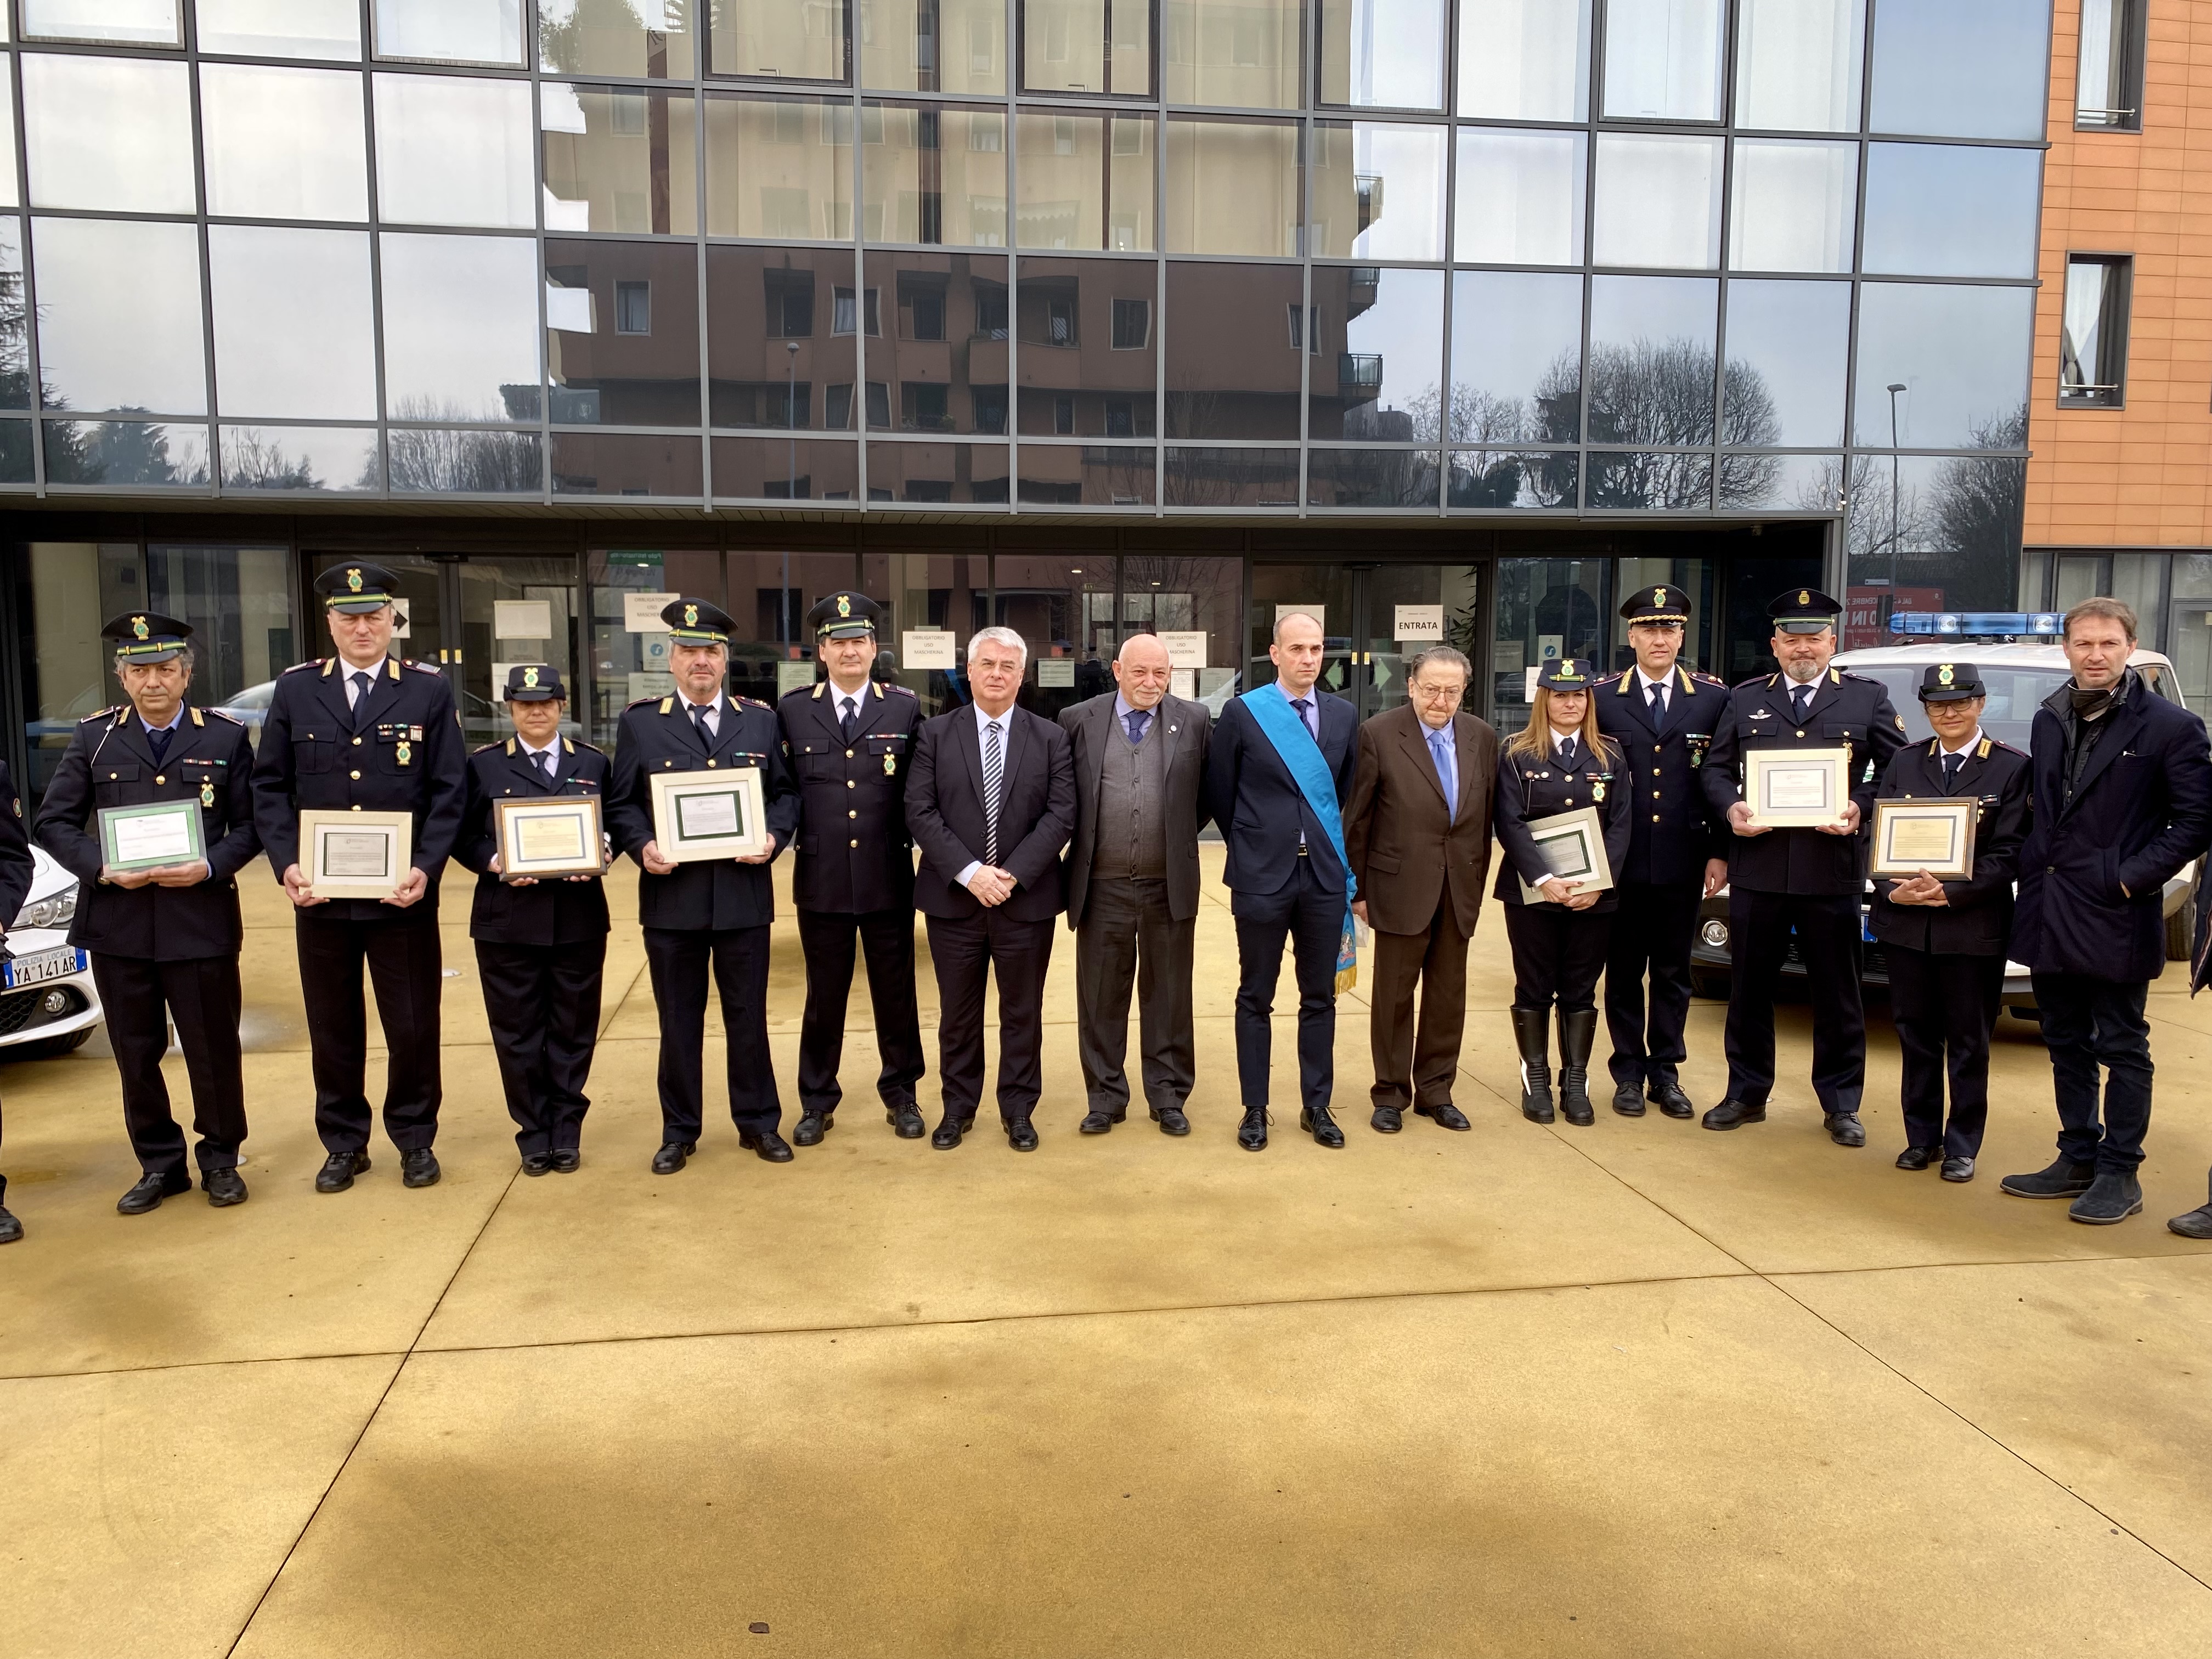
[1937,664,1954,686]
[1798,590,1810,606]
[1653,588,1666,606]
[837,594,851,618]
[523,665,539,688]
[347,568,363,592]
[131,616,149,639]
[684,603,698,627]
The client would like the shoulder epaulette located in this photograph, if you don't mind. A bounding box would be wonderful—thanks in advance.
[471,740,505,755]
[889,682,917,697]
[79,706,121,723]
[284,659,324,675]
[1691,672,1726,686]
[404,659,439,676]
[1987,736,2028,759]
[573,739,607,755]
[1613,669,1634,694]
[740,695,771,710]
[807,681,825,700]
[659,697,674,714]
[622,695,662,710]
[208,707,244,724]
[1739,673,1775,691]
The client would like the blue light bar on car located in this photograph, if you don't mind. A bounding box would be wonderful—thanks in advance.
[1888,612,2064,636]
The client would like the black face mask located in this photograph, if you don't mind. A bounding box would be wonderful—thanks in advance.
[2070,683,2115,720]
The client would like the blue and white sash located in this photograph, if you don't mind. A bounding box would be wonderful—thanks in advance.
[1243,682,1358,991]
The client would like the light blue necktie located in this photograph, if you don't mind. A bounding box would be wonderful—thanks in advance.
[1427,727,1457,821]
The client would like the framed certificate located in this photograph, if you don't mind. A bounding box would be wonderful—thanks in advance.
[1516,805,1615,905]
[1744,746,1853,828]
[98,799,205,872]
[299,809,414,899]
[493,796,606,881]
[648,768,770,861]
[1869,798,1977,879]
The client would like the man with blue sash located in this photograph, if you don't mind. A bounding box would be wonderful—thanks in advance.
[1206,610,1361,1150]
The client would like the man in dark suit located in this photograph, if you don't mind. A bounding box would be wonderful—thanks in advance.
[607,599,801,1173]
[778,591,927,1144]
[1596,583,1732,1119]
[35,614,261,1214]
[1059,632,1212,1137]
[2002,598,2212,1224]
[1344,645,1494,1133]
[1869,663,2032,1184]
[905,626,1077,1151]
[1700,589,1905,1146]
[455,666,611,1176]
[0,759,39,1243]
[251,562,466,1194]
[1207,610,1361,1151]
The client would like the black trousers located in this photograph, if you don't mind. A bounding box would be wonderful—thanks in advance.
[2033,970,2154,1173]
[1722,888,1864,1114]
[926,909,1056,1123]
[1885,945,2003,1159]
[1504,902,1613,1013]
[795,907,926,1115]
[91,952,248,1175]
[643,925,781,1142]
[297,910,443,1156]
[1604,880,1701,1087]
[1233,856,1344,1113]
[1076,876,1198,1115]
[476,937,606,1156]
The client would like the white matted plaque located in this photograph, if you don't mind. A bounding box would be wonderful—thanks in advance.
[1516,805,1614,905]
[494,796,607,881]
[648,768,770,861]
[1870,798,1977,880]
[300,809,414,899]
[1745,746,1852,828]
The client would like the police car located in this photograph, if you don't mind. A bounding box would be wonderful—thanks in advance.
[0,845,102,1058]
[1688,614,2199,1017]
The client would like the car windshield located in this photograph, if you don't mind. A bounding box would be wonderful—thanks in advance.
[1849,659,2179,751]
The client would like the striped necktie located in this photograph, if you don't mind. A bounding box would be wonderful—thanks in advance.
[981,718,1003,865]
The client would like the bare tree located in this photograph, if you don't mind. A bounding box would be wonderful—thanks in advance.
[384,399,542,492]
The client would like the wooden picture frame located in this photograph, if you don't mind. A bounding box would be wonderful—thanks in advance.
[1516,805,1615,905]
[1744,746,1853,828]
[299,809,414,899]
[647,768,770,862]
[1869,797,1978,880]
[493,795,607,882]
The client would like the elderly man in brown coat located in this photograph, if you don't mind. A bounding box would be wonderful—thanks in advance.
[1345,645,1499,1133]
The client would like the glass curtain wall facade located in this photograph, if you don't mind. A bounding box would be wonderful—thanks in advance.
[0,0,2045,536]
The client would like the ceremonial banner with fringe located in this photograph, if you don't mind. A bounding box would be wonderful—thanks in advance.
[1241,682,1358,991]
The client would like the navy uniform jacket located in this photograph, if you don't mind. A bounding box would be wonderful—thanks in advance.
[1595,665,1731,886]
[250,654,467,922]
[1205,690,1360,911]
[606,694,799,932]
[777,676,922,915]
[1701,667,1906,898]
[455,737,612,947]
[1492,736,1635,912]
[1868,736,2032,958]
[905,704,1076,923]
[0,759,35,931]
[2014,670,2212,983]
[33,702,260,961]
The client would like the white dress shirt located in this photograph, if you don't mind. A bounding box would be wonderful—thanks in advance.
[957,701,1015,889]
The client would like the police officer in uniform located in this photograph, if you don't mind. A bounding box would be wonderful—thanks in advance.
[1494,659,1634,1126]
[251,562,466,1194]
[456,665,611,1175]
[777,591,927,1143]
[607,598,801,1172]
[1870,663,2031,1182]
[1596,584,1732,1119]
[0,760,37,1243]
[34,614,261,1214]
[1700,589,1905,1146]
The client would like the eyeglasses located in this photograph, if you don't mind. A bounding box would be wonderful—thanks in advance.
[1410,680,1465,700]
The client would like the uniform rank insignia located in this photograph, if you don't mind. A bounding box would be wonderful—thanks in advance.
[132,616,150,640]
[396,740,412,765]
[838,594,853,618]
[347,568,364,592]
[883,752,897,775]
[1592,779,1606,801]
[200,781,215,807]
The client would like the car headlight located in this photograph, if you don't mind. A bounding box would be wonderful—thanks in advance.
[1699,919,1729,950]
[13,885,78,931]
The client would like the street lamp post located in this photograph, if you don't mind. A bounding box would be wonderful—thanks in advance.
[1886,382,1907,628]
[785,340,799,652]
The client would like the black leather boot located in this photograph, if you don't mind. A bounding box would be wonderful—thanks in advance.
[1557,1008,1598,1126]
[1510,1007,1554,1124]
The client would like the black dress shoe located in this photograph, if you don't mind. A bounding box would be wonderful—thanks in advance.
[2169,1204,2212,1239]
[2000,1158,2097,1199]
[1149,1104,1190,1136]
[741,1129,795,1163]
[1415,1101,1471,1131]
[0,1204,19,1244]
[1006,1117,1039,1152]
[1237,1107,1269,1151]
[1940,1156,1976,1183]
[401,1148,442,1188]
[1701,1098,1765,1131]
[1895,1145,1938,1171]
[651,1141,695,1174]
[118,1167,191,1215]
[549,1149,581,1174]
[886,1102,927,1139]
[1823,1114,1866,1148]
[792,1112,832,1147]
[203,1167,248,1207]
[1079,1108,1125,1135]
[1370,1105,1403,1133]
[932,1113,974,1150]
[1649,1084,1696,1120]
[521,1153,556,1177]
[316,1150,371,1193]
[1299,1105,1346,1148]
[1612,1080,1647,1118]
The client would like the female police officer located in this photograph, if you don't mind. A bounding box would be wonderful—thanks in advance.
[1495,659,1633,1126]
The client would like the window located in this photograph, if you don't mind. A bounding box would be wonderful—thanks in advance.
[825,382,854,428]
[614,280,651,335]
[975,283,1010,338]
[1044,297,1077,345]
[903,279,947,340]
[765,270,816,337]
[865,381,891,426]
[832,285,882,335]
[2078,0,2147,131]
[1111,297,1150,350]
[1054,395,1076,434]
[2059,255,2131,408]
[974,385,1009,433]
[1286,304,1322,353]
[902,381,952,430]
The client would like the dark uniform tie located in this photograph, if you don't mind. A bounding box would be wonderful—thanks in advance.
[691,702,715,747]
[535,748,554,783]
[1942,752,1964,793]
[1791,682,1813,725]
[1558,735,1578,771]
[147,724,172,764]
[839,696,859,744]
[350,670,374,728]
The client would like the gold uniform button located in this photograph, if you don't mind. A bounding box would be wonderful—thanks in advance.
[707,759,716,768]
[350,769,361,780]
[155,775,166,785]
[848,808,857,819]
[1796,730,1804,737]
[353,737,363,747]
[845,749,854,759]
[1652,789,1661,798]
[849,838,859,848]
[847,779,856,789]
[1652,814,1661,823]
[1653,767,1662,775]
[109,771,119,779]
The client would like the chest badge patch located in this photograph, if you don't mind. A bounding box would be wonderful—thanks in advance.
[396,741,413,766]
[1592,779,1607,802]
[200,780,215,807]
[883,752,898,775]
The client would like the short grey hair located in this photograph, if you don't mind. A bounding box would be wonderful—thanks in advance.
[1407,645,1470,683]
[968,625,1029,670]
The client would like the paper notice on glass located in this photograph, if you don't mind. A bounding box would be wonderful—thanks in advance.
[627,670,675,701]
[776,661,817,697]
[1172,669,1197,699]
[624,591,680,632]
[516,814,588,864]
[1157,631,1207,669]
[110,809,197,866]
[676,792,742,838]
[1395,605,1444,642]
[323,831,394,880]
[494,599,553,640]
[1037,659,1076,687]
[902,630,958,669]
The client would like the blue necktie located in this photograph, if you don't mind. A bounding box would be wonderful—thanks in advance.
[1428,727,1457,821]
[1291,696,1316,741]
[1942,752,1963,793]
[147,725,172,764]
[1123,707,1150,745]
